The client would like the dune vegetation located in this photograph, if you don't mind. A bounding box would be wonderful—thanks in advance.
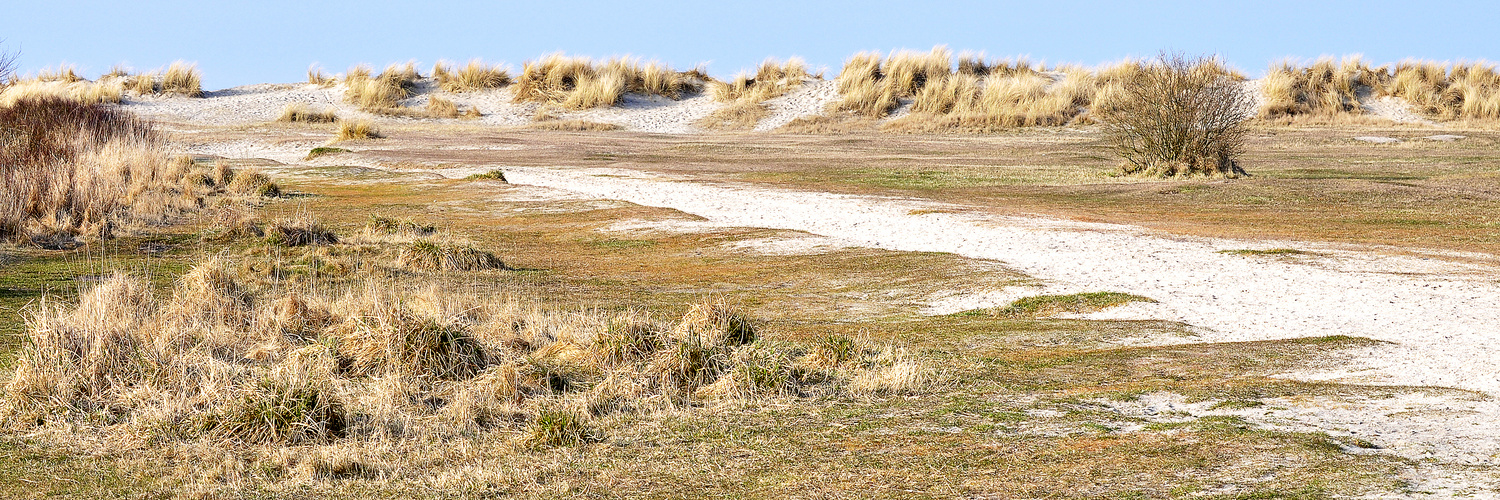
[0,96,273,247]
[511,53,707,109]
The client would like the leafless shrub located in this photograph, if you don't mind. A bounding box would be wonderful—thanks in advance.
[1094,53,1251,177]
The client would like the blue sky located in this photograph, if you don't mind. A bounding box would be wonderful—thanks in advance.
[3,0,1497,90]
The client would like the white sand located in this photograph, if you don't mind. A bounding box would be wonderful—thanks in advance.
[503,166,1500,396]
[755,80,841,131]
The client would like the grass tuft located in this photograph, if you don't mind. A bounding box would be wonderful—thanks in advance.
[983,292,1157,319]
[335,120,381,141]
[433,59,511,92]
[276,103,337,123]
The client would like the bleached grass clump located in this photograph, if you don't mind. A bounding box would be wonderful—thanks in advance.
[432,59,511,93]
[0,96,252,246]
[709,57,811,103]
[512,53,706,109]
[335,119,381,141]
[0,79,124,106]
[831,46,1163,132]
[1,260,932,480]
[277,103,338,123]
[342,62,420,112]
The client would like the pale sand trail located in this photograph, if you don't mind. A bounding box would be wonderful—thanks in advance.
[503,167,1500,396]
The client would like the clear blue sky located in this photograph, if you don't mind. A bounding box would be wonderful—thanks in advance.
[4,0,1497,90]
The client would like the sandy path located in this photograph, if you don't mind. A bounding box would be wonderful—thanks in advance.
[504,167,1500,396]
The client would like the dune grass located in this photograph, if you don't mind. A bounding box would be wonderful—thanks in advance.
[709,57,811,103]
[831,47,1184,132]
[1,242,929,491]
[335,120,381,141]
[343,62,420,112]
[960,292,1157,319]
[1258,56,1500,122]
[0,96,246,246]
[529,119,622,131]
[276,103,338,123]
[697,100,770,131]
[512,54,706,109]
[0,79,124,106]
[432,59,511,92]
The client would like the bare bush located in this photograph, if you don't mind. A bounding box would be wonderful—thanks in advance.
[1093,53,1251,177]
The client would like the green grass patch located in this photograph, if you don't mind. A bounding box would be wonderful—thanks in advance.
[960,292,1157,319]
[1218,248,1314,256]
[590,238,659,250]
[465,169,508,182]
[305,147,350,160]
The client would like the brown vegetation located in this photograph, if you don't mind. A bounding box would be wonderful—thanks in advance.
[512,54,707,109]
[709,58,810,103]
[276,103,338,123]
[432,59,511,92]
[697,100,769,131]
[335,119,381,141]
[0,96,244,246]
[1095,53,1252,177]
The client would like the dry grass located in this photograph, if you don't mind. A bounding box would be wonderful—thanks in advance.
[161,61,204,97]
[0,96,236,246]
[432,59,511,93]
[395,238,506,271]
[223,166,282,198]
[833,47,1128,131]
[335,120,381,141]
[343,63,420,112]
[1,252,928,489]
[0,79,124,106]
[1259,56,1383,118]
[307,65,337,87]
[709,57,810,103]
[512,54,706,109]
[1257,57,1500,122]
[35,65,83,83]
[529,119,622,131]
[697,100,769,131]
[276,103,338,123]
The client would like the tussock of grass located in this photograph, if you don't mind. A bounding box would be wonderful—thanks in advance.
[268,217,338,247]
[0,79,124,106]
[529,119,621,131]
[396,239,506,271]
[832,46,1151,132]
[1259,56,1383,119]
[1258,57,1500,122]
[307,65,337,87]
[224,167,282,197]
[432,59,511,92]
[697,100,769,130]
[365,216,435,237]
[423,96,461,118]
[343,62,419,112]
[3,263,929,460]
[1219,248,1314,256]
[465,169,507,182]
[161,61,204,97]
[0,96,231,245]
[335,120,381,141]
[512,54,706,109]
[276,103,337,123]
[304,147,349,160]
[968,292,1157,319]
[709,57,810,103]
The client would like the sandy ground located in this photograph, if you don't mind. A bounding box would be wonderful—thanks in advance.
[118,77,1493,493]
[503,167,1500,396]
